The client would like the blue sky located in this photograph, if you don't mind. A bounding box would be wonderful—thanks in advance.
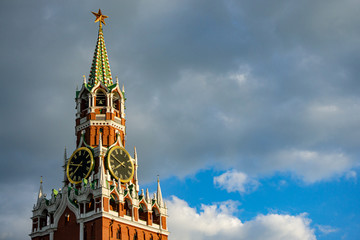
[0,0,359,239]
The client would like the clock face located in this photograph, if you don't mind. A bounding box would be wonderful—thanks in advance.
[107,146,134,182]
[66,147,94,184]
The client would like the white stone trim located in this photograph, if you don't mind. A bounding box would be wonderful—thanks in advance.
[75,120,125,133]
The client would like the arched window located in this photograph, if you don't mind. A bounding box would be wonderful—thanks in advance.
[133,230,138,240]
[91,223,95,240]
[152,207,160,225]
[80,93,89,112]
[139,203,147,221]
[112,92,121,111]
[110,194,119,212]
[40,209,48,228]
[124,199,132,217]
[116,225,122,239]
[150,234,153,240]
[84,225,88,240]
[96,90,106,106]
[86,194,95,213]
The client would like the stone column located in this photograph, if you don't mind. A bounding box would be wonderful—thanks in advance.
[50,231,54,240]
[79,222,84,240]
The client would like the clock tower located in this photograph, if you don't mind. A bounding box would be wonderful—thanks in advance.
[30,10,169,240]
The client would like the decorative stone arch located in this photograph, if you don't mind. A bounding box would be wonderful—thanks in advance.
[53,190,80,229]
[110,192,119,212]
[152,205,161,225]
[138,201,148,222]
[39,209,49,229]
[124,197,132,217]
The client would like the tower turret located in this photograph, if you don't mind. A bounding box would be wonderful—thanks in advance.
[75,10,126,148]
[30,9,169,240]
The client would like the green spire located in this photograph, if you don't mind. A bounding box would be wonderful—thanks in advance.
[88,24,113,87]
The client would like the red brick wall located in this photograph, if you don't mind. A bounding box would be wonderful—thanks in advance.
[54,207,79,240]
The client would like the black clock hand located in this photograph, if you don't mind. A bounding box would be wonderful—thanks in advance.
[73,161,83,174]
[112,155,126,167]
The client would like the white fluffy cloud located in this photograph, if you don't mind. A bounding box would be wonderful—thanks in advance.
[214,170,259,193]
[272,149,355,183]
[167,196,316,240]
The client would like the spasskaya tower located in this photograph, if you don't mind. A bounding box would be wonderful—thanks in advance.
[30,9,169,240]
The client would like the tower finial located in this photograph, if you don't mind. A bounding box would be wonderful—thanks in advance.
[92,9,108,27]
[40,176,43,184]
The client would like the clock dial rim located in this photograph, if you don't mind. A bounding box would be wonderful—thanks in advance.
[66,147,94,184]
[107,146,134,183]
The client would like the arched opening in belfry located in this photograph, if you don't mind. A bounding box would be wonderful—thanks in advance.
[139,203,147,221]
[110,193,119,212]
[124,198,132,217]
[80,92,89,114]
[95,90,106,107]
[112,92,121,112]
[152,207,160,225]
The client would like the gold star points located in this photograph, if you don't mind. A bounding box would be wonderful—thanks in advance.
[92,9,108,26]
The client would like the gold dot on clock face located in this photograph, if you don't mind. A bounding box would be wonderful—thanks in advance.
[107,146,134,182]
[67,147,94,184]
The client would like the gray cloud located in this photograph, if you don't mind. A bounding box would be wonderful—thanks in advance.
[0,1,359,238]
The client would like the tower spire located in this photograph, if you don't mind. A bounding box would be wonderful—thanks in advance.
[37,176,43,205]
[157,175,163,207]
[88,9,112,87]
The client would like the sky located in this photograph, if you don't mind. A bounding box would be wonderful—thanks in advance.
[0,0,359,239]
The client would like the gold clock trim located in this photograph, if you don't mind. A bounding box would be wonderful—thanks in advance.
[66,147,94,184]
[107,146,134,183]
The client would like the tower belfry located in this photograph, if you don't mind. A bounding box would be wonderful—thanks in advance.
[30,10,169,240]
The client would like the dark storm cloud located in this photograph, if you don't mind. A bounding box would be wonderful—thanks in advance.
[0,0,359,209]
[1,0,360,239]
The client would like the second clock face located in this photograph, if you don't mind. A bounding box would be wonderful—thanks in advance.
[107,146,134,182]
[67,147,94,184]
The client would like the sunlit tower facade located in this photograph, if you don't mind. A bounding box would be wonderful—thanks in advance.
[30,10,169,240]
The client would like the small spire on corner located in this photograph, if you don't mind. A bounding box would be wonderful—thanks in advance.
[157,175,163,207]
[37,176,44,205]
[134,146,137,160]
[83,75,87,84]
[64,147,67,161]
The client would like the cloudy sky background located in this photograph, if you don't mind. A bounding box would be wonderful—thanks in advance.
[0,0,359,239]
